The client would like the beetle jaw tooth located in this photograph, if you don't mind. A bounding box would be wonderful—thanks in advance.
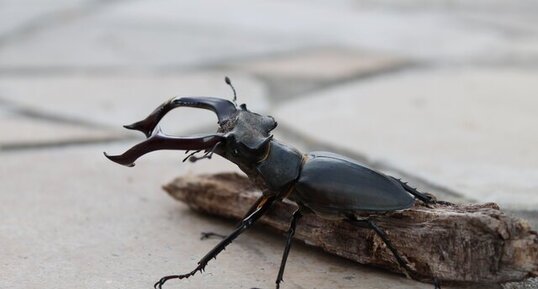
[103,152,135,167]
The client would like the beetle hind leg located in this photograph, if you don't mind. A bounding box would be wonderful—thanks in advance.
[391,177,453,206]
[348,217,441,289]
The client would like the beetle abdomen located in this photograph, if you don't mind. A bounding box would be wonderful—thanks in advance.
[293,152,414,217]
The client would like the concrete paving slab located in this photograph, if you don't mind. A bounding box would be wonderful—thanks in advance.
[274,68,538,210]
[0,72,268,135]
[0,112,123,150]
[0,143,460,289]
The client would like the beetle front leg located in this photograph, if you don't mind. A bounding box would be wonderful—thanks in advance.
[154,195,276,289]
[275,209,302,289]
[200,193,269,240]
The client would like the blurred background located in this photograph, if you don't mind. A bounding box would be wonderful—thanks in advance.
[1,1,537,289]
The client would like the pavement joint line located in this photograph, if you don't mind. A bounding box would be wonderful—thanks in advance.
[0,135,136,153]
[0,47,315,76]
[457,14,538,37]
[214,45,350,69]
[0,123,220,153]
[2,59,538,77]
[1,47,538,77]
[261,60,421,104]
[0,45,394,76]
[0,96,118,131]
[0,0,129,47]
[0,66,148,77]
[0,45,326,76]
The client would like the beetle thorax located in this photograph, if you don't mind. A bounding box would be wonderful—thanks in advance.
[215,110,277,186]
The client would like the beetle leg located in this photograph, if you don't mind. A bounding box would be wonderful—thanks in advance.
[199,193,269,240]
[365,219,414,278]
[351,218,441,289]
[390,177,451,206]
[275,209,302,289]
[153,195,276,289]
[199,232,226,240]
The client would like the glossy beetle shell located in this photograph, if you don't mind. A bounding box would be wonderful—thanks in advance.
[292,152,415,218]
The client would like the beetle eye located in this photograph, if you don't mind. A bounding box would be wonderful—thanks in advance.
[233,149,239,156]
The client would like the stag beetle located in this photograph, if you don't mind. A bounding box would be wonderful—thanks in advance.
[105,77,442,289]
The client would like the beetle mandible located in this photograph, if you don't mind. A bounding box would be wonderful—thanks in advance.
[105,77,442,289]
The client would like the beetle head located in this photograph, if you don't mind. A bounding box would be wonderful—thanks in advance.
[104,80,277,168]
[217,105,277,166]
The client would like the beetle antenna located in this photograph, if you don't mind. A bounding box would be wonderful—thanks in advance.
[224,76,237,106]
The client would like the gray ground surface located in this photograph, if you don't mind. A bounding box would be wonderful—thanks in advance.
[1,1,537,289]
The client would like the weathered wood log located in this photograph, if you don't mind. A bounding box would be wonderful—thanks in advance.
[163,172,538,284]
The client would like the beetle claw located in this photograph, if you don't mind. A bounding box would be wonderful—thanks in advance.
[153,275,179,289]
[200,232,226,240]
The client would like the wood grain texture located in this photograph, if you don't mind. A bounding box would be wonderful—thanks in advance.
[163,172,538,284]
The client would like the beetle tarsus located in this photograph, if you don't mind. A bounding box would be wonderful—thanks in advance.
[434,277,441,289]
[434,200,454,206]
[391,177,438,205]
[153,274,179,289]
[153,268,202,289]
[200,232,226,240]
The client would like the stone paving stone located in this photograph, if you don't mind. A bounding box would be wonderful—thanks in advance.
[0,72,269,135]
[0,112,123,150]
[274,68,538,210]
[0,143,458,289]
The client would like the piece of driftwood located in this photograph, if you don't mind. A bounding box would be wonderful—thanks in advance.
[163,172,538,284]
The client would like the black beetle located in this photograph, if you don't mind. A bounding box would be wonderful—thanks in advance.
[105,77,442,289]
